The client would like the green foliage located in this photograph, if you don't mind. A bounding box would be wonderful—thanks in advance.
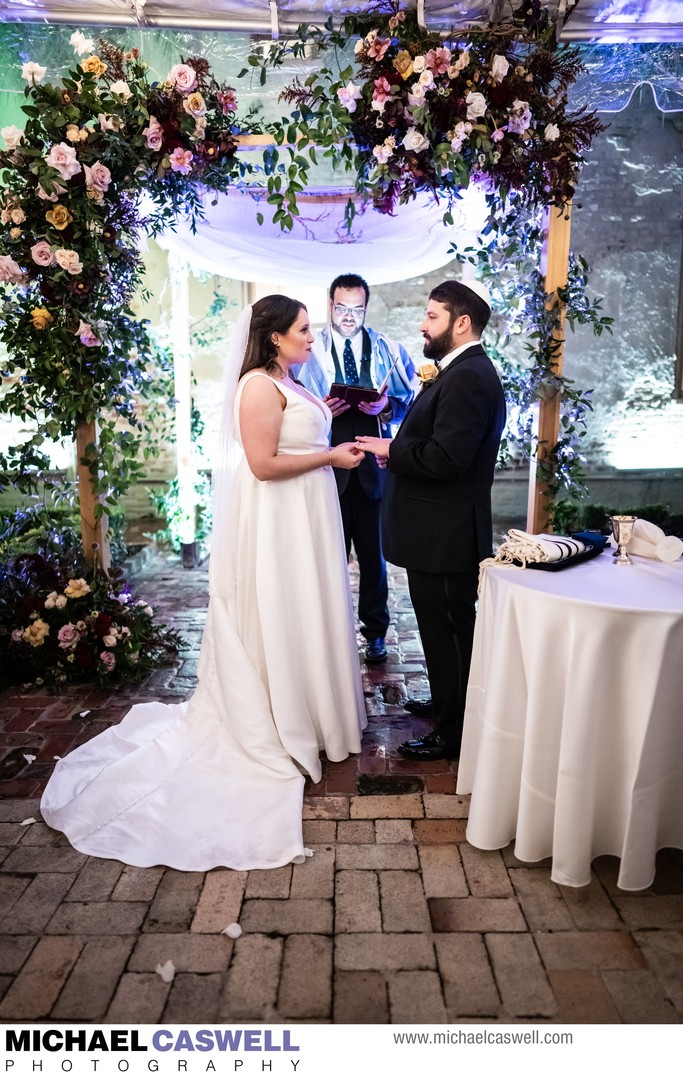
[455,191,613,528]
[0,481,128,565]
[148,472,212,554]
[243,1,605,227]
[0,39,251,524]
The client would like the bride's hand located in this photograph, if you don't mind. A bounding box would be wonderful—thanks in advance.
[330,442,365,469]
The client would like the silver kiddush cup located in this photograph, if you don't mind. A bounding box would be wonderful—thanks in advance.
[610,515,637,566]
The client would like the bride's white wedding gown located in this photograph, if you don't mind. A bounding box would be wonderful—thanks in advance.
[41,373,367,870]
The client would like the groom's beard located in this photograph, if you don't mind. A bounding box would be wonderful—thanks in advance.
[422,325,453,361]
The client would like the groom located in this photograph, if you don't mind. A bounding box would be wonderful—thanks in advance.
[356,279,506,760]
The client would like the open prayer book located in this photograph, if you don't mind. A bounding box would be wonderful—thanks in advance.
[329,354,400,409]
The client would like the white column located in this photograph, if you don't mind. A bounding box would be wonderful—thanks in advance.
[168,251,196,553]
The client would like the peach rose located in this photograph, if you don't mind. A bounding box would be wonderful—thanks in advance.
[80,55,108,78]
[30,307,53,330]
[45,204,73,230]
[54,248,83,274]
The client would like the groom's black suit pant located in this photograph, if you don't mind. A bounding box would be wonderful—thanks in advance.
[406,566,479,748]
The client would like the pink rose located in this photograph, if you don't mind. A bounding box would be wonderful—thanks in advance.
[167,63,197,94]
[0,255,24,284]
[216,89,237,115]
[44,142,82,181]
[84,161,111,192]
[425,47,452,75]
[58,623,79,649]
[30,240,54,266]
[367,36,391,61]
[74,319,101,347]
[100,650,116,671]
[143,116,164,151]
[372,76,393,113]
[169,147,193,174]
[37,180,66,202]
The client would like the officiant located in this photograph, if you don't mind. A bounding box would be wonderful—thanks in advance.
[294,273,416,665]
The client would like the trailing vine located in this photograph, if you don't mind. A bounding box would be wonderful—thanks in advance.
[244,0,610,523]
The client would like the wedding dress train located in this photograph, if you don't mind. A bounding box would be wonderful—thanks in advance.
[41,374,367,870]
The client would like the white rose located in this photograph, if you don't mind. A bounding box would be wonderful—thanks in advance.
[418,69,435,88]
[70,30,94,56]
[144,605,154,617]
[354,38,365,55]
[44,142,82,181]
[110,80,132,100]
[407,82,427,107]
[103,634,117,647]
[55,595,67,609]
[465,91,487,121]
[491,55,510,82]
[402,128,430,153]
[544,123,560,141]
[1,125,23,151]
[21,62,47,84]
[412,55,426,73]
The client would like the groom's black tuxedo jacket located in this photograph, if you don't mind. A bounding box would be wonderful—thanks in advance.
[382,343,506,575]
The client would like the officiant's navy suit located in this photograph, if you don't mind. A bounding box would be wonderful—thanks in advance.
[383,342,506,749]
[296,323,415,644]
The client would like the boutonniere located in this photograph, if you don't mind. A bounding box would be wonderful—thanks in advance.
[416,362,438,384]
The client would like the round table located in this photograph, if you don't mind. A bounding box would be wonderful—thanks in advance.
[456,554,683,890]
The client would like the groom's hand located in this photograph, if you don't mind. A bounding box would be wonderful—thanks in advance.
[355,435,391,460]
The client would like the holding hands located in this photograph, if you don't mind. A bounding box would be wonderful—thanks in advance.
[332,442,365,469]
[355,435,392,469]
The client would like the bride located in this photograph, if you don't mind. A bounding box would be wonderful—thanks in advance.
[41,295,368,871]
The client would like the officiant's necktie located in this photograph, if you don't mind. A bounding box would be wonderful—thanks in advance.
[343,339,359,386]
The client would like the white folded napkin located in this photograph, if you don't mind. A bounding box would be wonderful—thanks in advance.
[627,518,683,563]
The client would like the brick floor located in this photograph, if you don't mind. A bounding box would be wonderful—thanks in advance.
[1,552,682,1024]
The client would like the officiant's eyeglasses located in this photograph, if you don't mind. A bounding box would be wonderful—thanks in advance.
[332,304,366,320]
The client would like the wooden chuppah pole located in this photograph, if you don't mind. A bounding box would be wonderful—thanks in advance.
[76,419,110,573]
[526,202,573,534]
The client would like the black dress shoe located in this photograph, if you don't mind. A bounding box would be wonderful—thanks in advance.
[365,637,388,665]
[404,698,433,717]
[397,732,459,761]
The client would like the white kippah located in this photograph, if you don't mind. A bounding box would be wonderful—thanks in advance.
[460,279,491,309]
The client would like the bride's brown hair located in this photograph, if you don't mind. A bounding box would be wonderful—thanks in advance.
[239,294,306,378]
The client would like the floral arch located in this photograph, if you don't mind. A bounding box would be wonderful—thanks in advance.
[0,2,610,683]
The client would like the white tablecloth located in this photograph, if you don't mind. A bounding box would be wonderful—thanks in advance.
[456,554,683,890]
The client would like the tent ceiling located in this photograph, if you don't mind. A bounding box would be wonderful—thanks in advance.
[1,0,681,43]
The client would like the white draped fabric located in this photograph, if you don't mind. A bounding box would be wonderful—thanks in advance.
[156,186,489,286]
[457,554,683,890]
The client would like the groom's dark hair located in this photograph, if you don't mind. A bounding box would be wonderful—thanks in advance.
[429,280,490,335]
[329,274,370,304]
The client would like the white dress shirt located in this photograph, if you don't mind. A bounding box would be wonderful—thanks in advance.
[438,338,482,373]
[331,327,363,379]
